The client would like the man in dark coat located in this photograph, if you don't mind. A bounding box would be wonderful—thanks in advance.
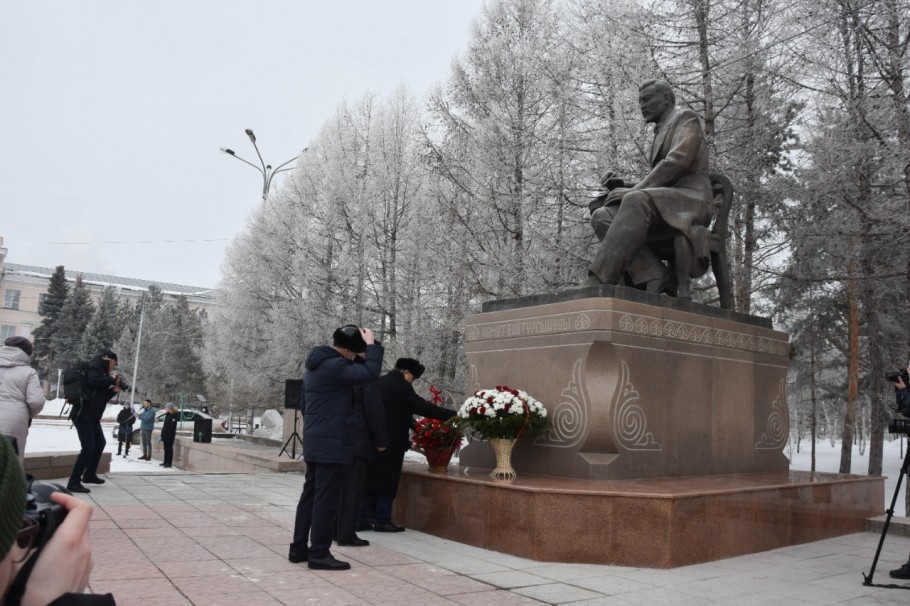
[335,363,388,547]
[67,350,123,493]
[159,403,178,468]
[361,358,455,533]
[289,324,383,571]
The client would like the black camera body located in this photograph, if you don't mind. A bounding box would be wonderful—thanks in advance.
[24,479,69,552]
[886,369,910,384]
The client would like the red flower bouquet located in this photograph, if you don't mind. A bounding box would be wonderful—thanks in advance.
[411,417,461,472]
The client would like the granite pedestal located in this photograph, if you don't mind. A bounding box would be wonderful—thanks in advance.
[396,287,883,567]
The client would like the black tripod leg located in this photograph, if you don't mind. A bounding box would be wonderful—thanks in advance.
[864,446,910,585]
[279,408,304,460]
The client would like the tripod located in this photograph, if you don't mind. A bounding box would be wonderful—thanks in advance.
[279,406,304,460]
[863,442,910,589]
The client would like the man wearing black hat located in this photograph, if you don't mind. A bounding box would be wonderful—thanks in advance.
[67,350,124,493]
[289,325,383,571]
[361,358,456,533]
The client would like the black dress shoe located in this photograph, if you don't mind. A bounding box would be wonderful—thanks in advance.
[336,536,369,547]
[307,555,351,570]
[355,520,374,532]
[288,548,308,563]
[891,563,910,579]
[67,483,91,493]
[82,476,105,484]
[372,522,405,533]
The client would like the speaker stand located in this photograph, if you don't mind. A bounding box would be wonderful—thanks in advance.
[280,407,304,460]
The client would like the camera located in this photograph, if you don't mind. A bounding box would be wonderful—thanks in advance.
[885,369,909,384]
[24,479,69,552]
[112,369,130,392]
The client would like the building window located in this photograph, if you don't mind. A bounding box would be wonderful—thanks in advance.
[3,290,20,310]
[0,326,15,340]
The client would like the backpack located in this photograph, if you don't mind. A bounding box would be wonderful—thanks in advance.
[62,360,91,419]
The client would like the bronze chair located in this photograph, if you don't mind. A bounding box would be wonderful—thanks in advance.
[646,173,734,309]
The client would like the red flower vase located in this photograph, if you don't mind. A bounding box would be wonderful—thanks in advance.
[422,445,457,473]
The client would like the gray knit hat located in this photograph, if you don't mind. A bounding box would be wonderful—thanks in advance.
[0,435,27,558]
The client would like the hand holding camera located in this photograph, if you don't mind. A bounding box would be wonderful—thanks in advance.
[13,482,95,605]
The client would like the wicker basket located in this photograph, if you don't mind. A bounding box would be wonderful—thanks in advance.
[488,437,517,480]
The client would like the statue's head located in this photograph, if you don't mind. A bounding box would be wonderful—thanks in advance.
[638,79,675,124]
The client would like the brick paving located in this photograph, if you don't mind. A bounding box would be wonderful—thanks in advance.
[57,472,910,605]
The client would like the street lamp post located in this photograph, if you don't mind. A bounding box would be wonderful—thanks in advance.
[220,128,302,202]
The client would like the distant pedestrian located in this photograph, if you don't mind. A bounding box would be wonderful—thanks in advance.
[159,403,178,468]
[0,336,45,462]
[289,324,383,571]
[136,399,156,461]
[67,350,124,493]
[116,403,136,457]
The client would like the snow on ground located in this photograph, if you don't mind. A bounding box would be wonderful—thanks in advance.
[29,413,181,475]
[22,408,910,512]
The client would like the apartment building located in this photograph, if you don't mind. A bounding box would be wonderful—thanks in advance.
[0,242,217,341]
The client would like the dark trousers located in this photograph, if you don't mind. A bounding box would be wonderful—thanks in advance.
[292,461,344,559]
[163,439,174,466]
[590,193,668,285]
[337,457,368,541]
[360,490,394,523]
[69,417,106,484]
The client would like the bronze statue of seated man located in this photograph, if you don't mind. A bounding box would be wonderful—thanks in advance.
[587,79,713,298]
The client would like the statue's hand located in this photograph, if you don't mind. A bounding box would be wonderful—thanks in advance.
[600,171,625,191]
[605,187,631,205]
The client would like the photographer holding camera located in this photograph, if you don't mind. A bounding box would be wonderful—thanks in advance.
[67,351,127,494]
[0,435,115,604]
[888,363,910,417]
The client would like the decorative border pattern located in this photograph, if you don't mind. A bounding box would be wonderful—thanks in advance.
[613,360,661,451]
[755,379,789,450]
[617,314,787,356]
[465,311,787,357]
[535,358,588,448]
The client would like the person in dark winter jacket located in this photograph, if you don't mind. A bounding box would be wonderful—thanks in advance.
[335,358,388,547]
[289,324,383,571]
[115,404,135,457]
[159,403,178,468]
[67,351,124,494]
[361,358,456,533]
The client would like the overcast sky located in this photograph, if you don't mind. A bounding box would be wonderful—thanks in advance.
[0,0,486,289]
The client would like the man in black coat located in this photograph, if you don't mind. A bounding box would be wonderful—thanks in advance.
[361,358,455,532]
[67,350,124,493]
[159,403,179,468]
[335,364,388,547]
[289,324,383,571]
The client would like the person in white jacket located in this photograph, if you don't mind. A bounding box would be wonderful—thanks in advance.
[0,337,45,462]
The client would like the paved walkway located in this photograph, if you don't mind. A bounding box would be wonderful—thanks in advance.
[68,472,910,605]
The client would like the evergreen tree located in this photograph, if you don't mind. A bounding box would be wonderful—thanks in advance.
[49,275,94,369]
[80,287,122,360]
[31,265,69,378]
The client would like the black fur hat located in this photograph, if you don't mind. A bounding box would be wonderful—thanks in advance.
[395,357,425,379]
[333,325,367,354]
